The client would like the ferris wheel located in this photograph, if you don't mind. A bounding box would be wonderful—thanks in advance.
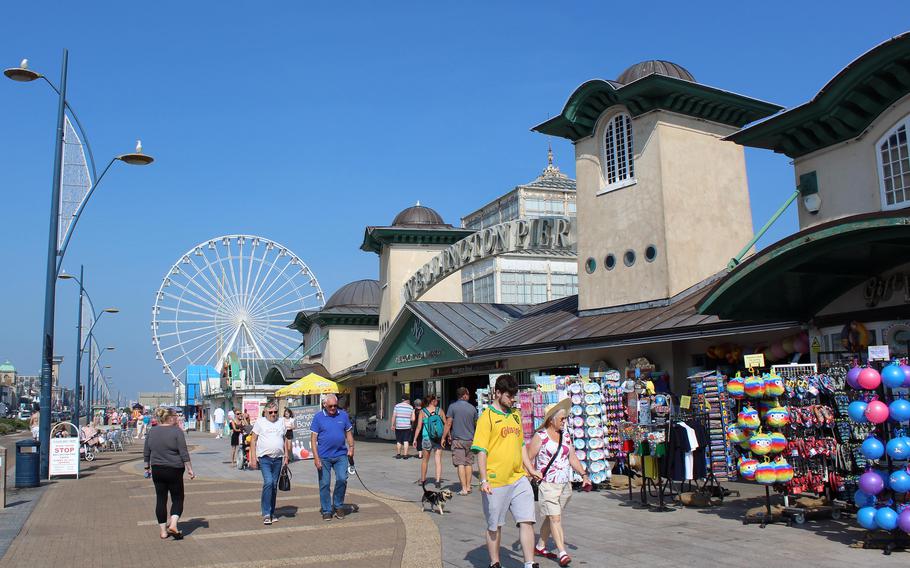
[151,235,325,383]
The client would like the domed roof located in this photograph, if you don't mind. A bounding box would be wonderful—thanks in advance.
[324,279,380,310]
[617,60,695,85]
[392,202,448,227]
[0,360,15,373]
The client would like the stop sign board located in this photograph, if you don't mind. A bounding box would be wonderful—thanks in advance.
[49,437,80,477]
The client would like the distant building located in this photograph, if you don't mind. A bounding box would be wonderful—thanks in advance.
[460,149,578,304]
[138,391,174,409]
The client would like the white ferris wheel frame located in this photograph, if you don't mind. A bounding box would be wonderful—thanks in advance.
[151,234,325,384]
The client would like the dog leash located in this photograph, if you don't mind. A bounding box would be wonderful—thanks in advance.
[347,456,422,504]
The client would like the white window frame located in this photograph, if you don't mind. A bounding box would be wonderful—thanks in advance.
[876,115,910,211]
[598,111,636,195]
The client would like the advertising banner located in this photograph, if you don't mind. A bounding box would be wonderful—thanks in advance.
[49,437,80,477]
[288,405,319,460]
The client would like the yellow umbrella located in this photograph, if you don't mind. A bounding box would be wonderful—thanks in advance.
[274,373,347,397]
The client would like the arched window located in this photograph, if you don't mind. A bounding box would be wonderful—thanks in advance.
[877,117,910,210]
[602,113,635,190]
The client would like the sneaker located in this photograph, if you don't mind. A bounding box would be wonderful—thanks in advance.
[270,515,278,523]
[334,507,346,519]
[488,564,502,568]
[322,512,333,521]
[434,479,441,489]
[263,516,272,525]
[395,454,402,459]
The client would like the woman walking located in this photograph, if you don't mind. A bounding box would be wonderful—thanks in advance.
[527,399,590,566]
[229,409,243,466]
[412,394,446,488]
[283,407,295,443]
[143,407,195,540]
[412,399,423,461]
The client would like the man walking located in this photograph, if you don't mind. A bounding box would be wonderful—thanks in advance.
[250,401,290,525]
[472,375,542,568]
[443,387,477,495]
[392,395,415,459]
[311,394,354,521]
[213,406,225,439]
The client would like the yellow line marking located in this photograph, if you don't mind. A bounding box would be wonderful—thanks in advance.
[191,517,394,540]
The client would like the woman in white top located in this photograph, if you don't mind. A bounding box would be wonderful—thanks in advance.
[527,399,590,567]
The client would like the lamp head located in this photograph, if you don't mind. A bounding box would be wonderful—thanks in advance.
[58,273,75,280]
[105,346,115,351]
[118,139,154,166]
[4,59,40,82]
[103,308,120,314]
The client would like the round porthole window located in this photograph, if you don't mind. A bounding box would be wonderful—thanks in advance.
[605,254,616,271]
[585,258,596,274]
[623,250,636,267]
[645,245,657,262]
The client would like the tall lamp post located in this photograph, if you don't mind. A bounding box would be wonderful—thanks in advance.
[5,52,153,478]
[59,267,117,425]
[87,344,113,421]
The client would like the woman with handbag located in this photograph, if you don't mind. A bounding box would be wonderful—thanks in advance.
[527,399,591,567]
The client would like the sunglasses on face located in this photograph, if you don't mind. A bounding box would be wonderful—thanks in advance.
[267,411,278,415]
[326,404,338,409]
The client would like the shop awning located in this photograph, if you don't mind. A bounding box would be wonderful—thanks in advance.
[274,373,348,397]
[698,210,910,321]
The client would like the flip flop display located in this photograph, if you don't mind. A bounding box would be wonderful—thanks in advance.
[572,416,584,428]
[584,382,601,394]
[575,450,586,461]
[590,460,607,472]
[573,427,585,438]
[590,470,608,484]
[586,416,602,427]
[587,437,604,450]
[571,405,584,416]
[574,438,587,449]
[571,394,583,405]
[587,448,605,461]
[584,404,600,415]
[584,393,602,405]
[568,383,583,394]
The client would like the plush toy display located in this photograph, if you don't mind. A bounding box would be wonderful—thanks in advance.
[764,407,790,428]
[763,374,785,398]
[744,375,765,399]
[769,432,787,454]
[725,424,748,444]
[738,457,759,480]
[749,431,773,456]
[726,376,745,400]
[773,456,793,483]
[754,460,777,485]
[737,406,760,429]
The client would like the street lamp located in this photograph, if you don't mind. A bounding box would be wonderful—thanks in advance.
[58,268,117,425]
[6,50,152,479]
[88,344,114,418]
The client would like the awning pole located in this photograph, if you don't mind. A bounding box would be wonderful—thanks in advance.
[728,188,800,270]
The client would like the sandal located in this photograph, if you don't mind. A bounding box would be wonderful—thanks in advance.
[535,546,556,559]
[166,528,183,540]
[559,552,572,566]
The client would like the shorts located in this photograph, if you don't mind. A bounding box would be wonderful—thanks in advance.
[421,438,442,451]
[215,422,224,431]
[31,426,39,439]
[451,439,474,466]
[395,428,412,444]
[230,431,240,446]
[538,481,572,517]
[481,476,536,532]
[285,429,293,440]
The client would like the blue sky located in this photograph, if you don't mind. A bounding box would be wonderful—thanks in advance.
[0,2,903,400]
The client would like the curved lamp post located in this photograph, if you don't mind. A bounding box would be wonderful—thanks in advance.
[6,51,152,479]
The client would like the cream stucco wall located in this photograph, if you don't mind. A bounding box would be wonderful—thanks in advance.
[794,94,910,230]
[322,326,379,376]
[378,244,463,337]
[575,108,753,311]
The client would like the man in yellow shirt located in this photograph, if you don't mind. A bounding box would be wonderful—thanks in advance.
[472,375,542,568]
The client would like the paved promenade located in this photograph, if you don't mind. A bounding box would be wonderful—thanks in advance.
[3,430,909,567]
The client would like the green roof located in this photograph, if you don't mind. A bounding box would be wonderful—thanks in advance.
[360,226,474,254]
[0,360,14,372]
[728,32,910,158]
[533,74,782,141]
[698,210,910,321]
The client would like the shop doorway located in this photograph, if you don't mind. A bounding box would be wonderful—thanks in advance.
[443,375,490,408]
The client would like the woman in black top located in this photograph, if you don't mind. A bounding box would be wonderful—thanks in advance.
[143,407,195,540]
[229,410,243,465]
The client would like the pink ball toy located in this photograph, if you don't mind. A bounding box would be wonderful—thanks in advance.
[857,367,882,390]
[865,400,890,424]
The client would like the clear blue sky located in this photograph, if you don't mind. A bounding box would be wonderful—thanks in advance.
[0,2,903,400]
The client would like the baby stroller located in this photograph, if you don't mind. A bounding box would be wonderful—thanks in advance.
[237,432,252,470]
[80,425,102,462]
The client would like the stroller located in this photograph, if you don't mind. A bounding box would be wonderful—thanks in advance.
[80,425,102,462]
[237,431,252,470]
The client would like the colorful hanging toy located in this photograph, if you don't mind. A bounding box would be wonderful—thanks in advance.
[769,432,788,454]
[774,456,794,483]
[749,430,773,456]
[738,405,760,429]
[725,424,748,444]
[764,406,790,428]
[764,374,785,398]
[882,362,906,389]
[755,460,777,485]
[744,374,765,398]
[726,375,745,400]
[738,457,759,480]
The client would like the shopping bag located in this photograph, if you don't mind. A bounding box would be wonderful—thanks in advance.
[278,464,292,491]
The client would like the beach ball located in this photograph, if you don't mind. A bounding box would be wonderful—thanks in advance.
[890,398,910,423]
[887,437,910,460]
[890,469,910,493]
[857,506,878,530]
[860,470,885,495]
[750,432,773,456]
[853,489,873,508]
[876,507,899,531]
[902,364,910,388]
[846,366,863,389]
[883,362,906,389]
[738,406,760,429]
[744,375,765,398]
[726,376,745,399]
[755,461,777,485]
[862,436,885,460]
[764,375,785,398]
[865,400,890,424]
[769,432,788,454]
[765,407,790,428]
[774,457,793,483]
[726,424,748,444]
[848,401,868,423]
[858,367,882,391]
[738,457,759,480]
[899,507,910,533]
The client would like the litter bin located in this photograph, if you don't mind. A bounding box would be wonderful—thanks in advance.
[15,439,40,488]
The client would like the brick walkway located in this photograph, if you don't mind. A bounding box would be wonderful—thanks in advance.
[0,434,439,568]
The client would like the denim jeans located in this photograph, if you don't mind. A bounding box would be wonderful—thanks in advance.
[318,455,349,514]
[259,455,283,517]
